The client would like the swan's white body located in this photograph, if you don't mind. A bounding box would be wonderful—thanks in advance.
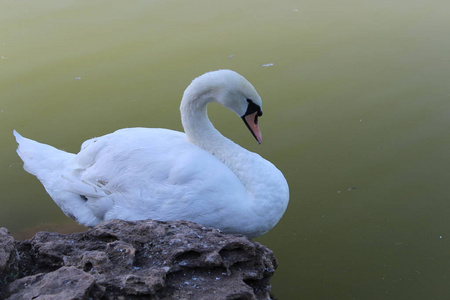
[14,70,289,237]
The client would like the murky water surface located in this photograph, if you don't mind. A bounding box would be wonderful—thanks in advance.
[1,1,450,299]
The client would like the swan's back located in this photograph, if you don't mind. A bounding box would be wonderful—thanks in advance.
[16,128,252,231]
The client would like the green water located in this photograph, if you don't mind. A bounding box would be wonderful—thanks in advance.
[1,0,450,299]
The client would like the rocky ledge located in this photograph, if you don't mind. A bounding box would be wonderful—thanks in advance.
[0,219,277,300]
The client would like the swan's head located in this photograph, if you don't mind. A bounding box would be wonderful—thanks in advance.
[183,69,264,143]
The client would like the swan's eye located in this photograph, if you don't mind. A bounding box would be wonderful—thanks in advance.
[245,99,263,118]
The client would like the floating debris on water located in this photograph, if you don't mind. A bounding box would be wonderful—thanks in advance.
[261,63,274,67]
[228,54,234,59]
[75,77,81,80]
[348,187,357,191]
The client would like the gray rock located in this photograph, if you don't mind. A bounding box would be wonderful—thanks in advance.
[0,228,19,288]
[5,266,99,300]
[0,219,278,299]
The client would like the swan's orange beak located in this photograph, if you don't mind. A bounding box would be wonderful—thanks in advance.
[242,111,263,144]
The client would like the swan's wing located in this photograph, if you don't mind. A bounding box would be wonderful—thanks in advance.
[61,128,247,225]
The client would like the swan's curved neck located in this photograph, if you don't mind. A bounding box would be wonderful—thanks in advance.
[180,90,242,162]
[180,91,279,189]
[180,83,289,236]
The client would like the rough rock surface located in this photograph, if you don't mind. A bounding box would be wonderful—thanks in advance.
[0,219,278,299]
[0,228,19,286]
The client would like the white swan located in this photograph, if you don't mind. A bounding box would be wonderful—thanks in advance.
[14,70,289,237]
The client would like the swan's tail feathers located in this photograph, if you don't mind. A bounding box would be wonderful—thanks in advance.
[13,130,105,227]
[13,130,75,183]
